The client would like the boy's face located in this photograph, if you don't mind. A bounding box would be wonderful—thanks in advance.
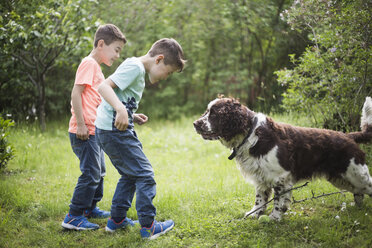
[101,40,125,66]
[148,55,178,84]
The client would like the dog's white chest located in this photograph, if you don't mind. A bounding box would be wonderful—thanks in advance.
[236,146,288,186]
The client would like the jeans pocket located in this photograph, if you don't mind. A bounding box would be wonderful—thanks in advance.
[96,129,112,145]
[69,133,86,154]
[70,132,84,142]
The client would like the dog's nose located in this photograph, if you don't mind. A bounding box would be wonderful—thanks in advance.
[193,121,198,128]
[193,120,201,129]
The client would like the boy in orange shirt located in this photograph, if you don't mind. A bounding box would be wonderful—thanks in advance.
[62,24,129,230]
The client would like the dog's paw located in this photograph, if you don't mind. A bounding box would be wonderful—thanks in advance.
[269,212,281,221]
[244,210,263,219]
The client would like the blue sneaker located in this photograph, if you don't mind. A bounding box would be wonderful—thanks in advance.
[61,214,99,230]
[84,207,110,219]
[140,220,175,240]
[105,217,137,233]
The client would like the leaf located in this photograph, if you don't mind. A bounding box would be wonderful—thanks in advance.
[32,30,42,37]
[35,11,43,18]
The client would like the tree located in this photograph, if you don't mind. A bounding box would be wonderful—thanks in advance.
[95,0,305,118]
[276,0,371,131]
[1,0,310,122]
[0,0,97,131]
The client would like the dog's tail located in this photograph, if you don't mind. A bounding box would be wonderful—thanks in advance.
[347,97,372,143]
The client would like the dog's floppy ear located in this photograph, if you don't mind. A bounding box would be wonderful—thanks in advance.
[215,98,252,141]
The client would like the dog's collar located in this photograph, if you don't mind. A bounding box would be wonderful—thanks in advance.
[228,116,258,160]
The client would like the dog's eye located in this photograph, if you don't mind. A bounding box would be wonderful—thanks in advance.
[209,108,216,116]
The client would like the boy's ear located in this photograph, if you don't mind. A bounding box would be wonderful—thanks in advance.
[155,54,164,64]
[96,39,105,48]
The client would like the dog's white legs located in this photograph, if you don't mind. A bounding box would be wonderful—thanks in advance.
[329,159,372,206]
[328,178,366,206]
[244,187,272,218]
[269,183,293,221]
[347,161,372,203]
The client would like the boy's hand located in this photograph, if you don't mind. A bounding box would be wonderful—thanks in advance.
[115,107,129,131]
[134,113,148,125]
[76,124,89,140]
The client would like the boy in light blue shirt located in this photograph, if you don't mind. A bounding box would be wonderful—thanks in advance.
[95,57,146,131]
[95,38,185,239]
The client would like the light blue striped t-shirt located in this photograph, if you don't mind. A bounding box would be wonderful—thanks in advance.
[95,57,145,130]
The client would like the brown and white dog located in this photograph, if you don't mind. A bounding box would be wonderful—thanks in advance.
[193,97,372,221]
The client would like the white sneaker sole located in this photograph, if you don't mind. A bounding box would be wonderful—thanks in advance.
[149,223,175,240]
[105,226,115,233]
[61,221,98,230]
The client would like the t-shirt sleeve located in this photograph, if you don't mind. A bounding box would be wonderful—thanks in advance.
[108,63,140,91]
[74,59,97,86]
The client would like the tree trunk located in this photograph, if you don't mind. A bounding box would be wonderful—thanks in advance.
[38,99,46,132]
[38,75,46,132]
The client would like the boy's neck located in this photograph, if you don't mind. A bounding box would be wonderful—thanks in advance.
[139,54,153,73]
[89,49,102,65]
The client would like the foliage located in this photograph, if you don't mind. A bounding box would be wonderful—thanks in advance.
[0,0,98,130]
[276,0,372,131]
[0,117,15,170]
[86,0,307,118]
[1,116,372,247]
[1,0,309,122]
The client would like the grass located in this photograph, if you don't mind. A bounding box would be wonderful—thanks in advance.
[1,115,372,248]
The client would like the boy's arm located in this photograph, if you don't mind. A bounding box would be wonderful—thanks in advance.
[71,84,89,140]
[98,78,129,131]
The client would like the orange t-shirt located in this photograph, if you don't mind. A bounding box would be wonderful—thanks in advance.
[68,57,104,135]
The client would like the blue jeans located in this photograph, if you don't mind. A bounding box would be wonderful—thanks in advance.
[69,133,106,216]
[95,127,156,226]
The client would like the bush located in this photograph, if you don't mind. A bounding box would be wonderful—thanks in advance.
[276,0,371,131]
[0,117,15,170]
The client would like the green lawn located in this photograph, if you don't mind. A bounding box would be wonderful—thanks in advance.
[1,115,372,248]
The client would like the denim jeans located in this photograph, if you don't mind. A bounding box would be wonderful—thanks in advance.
[95,127,156,226]
[69,133,106,216]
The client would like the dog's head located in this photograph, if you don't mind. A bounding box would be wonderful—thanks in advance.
[193,97,254,141]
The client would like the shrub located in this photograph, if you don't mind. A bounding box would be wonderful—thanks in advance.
[0,117,15,170]
[276,0,371,131]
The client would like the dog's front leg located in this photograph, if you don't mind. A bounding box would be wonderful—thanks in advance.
[269,183,292,221]
[244,187,272,218]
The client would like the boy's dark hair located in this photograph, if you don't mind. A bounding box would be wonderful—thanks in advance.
[148,38,186,72]
[94,24,127,47]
